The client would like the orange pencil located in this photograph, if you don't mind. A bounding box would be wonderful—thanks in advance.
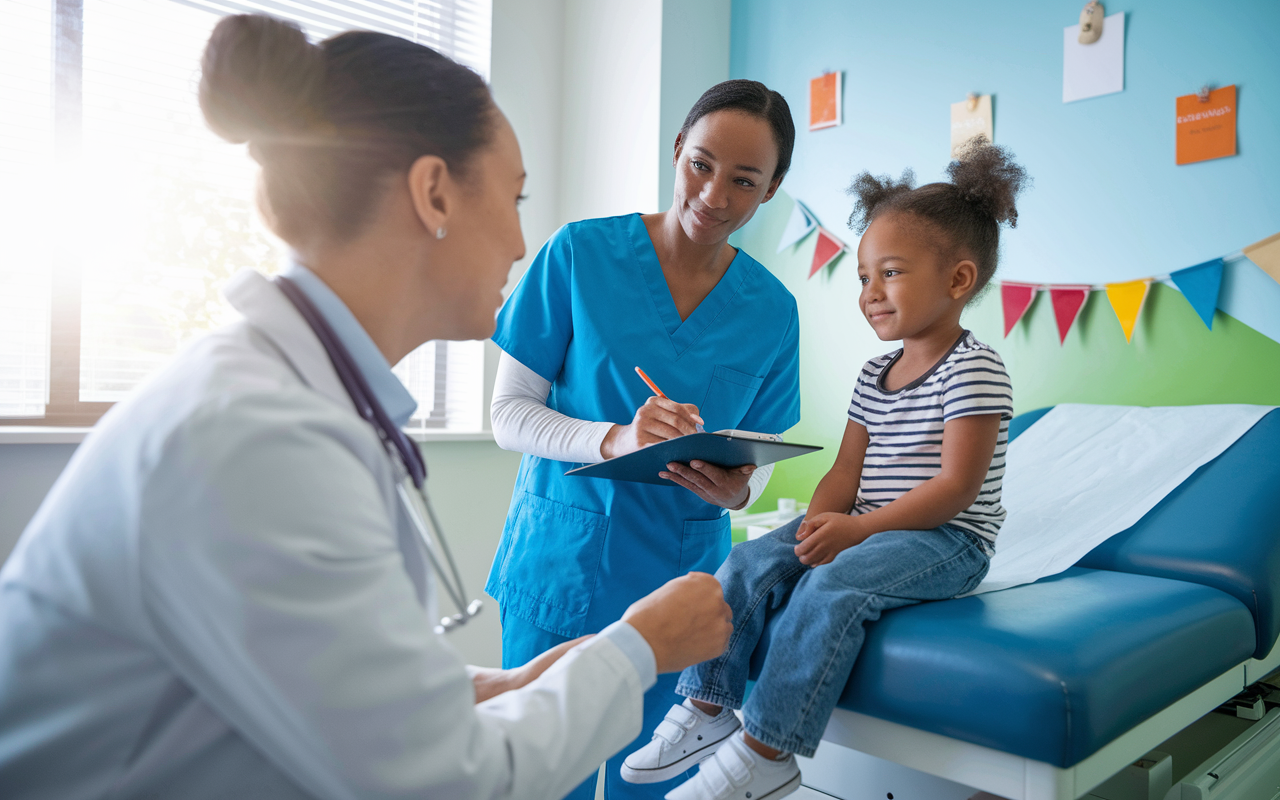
[634,366,667,399]
[636,366,704,432]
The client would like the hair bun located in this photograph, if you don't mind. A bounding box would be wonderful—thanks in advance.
[846,168,917,233]
[199,15,325,145]
[946,138,1029,227]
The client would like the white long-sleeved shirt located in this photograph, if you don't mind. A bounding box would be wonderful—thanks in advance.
[491,352,774,508]
[0,269,655,800]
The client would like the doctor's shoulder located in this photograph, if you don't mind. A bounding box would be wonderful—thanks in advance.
[100,321,385,486]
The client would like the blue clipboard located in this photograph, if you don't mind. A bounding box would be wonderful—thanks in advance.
[564,432,822,486]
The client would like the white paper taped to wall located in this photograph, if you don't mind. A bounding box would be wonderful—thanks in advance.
[1063,12,1125,103]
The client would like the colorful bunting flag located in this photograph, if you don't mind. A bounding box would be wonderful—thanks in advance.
[1000,282,1038,337]
[1105,279,1151,343]
[776,199,817,253]
[774,200,1272,345]
[1243,232,1280,287]
[1049,285,1091,344]
[1169,259,1224,330]
[809,228,846,278]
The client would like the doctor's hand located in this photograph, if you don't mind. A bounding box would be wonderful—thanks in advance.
[623,572,733,674]
[600,397,704,460]
[794,512,870,567]
[471,635,594,704]
[660,460,756,510]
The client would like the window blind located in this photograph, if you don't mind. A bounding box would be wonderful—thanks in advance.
[174,0,491,76]
[0,0,55,417]
[0,0,492,430]
[78,0,270,401]
[394,339,484,430]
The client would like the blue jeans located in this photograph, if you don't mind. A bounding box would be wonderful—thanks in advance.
[675,515,990,757]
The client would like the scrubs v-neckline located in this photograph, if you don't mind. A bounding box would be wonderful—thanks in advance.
[627,213,747,358]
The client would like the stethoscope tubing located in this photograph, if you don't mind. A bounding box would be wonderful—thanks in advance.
[396,481,482,633]
[274,275,481,633]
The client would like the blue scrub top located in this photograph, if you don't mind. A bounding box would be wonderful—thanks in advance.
[488,213,801,638]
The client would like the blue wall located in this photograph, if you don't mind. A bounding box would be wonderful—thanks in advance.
[726,0,1280,509]
[730,0,1280,293]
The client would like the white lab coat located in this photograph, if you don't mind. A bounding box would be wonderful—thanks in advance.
[0,270,650,799]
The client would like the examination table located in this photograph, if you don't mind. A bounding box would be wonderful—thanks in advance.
[764,407,1280,800]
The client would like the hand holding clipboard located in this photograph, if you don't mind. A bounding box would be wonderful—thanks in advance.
[578,368,821,498]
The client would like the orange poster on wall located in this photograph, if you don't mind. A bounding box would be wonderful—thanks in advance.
[1176,85,1236,165]
[809,72,841,131]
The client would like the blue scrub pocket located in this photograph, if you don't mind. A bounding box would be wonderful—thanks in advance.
[498,491,610,637]
[699,365,764,432]
[679,516,732,576]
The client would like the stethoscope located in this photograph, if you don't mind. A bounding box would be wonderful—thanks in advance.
[275,275,482,635]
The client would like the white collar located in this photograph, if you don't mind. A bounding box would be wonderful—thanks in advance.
[223,269,353,414]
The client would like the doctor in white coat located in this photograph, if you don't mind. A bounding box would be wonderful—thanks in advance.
[0,14,733,800]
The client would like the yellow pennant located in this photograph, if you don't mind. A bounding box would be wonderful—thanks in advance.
[1105,279,1152,343]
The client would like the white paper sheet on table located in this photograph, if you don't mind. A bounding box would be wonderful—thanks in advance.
[1063,12,1125,103]
[969,403,1273,595]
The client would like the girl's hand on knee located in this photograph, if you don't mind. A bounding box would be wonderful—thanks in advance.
[795,512,866,566]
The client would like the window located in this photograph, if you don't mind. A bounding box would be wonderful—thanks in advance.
[0,0,491,431]
[0,0,56,419]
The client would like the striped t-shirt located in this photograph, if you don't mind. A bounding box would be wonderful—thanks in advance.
[846,331,1013,546]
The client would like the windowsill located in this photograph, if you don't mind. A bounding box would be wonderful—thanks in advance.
[0,427,495,445]
[407,430,495,444]
[0,427,90,444]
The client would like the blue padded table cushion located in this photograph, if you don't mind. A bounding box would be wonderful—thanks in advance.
[1013,408,1280,659]
[830,568,1254,767]
[1007,406,1053,442]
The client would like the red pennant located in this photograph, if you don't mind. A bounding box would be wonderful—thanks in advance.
[809,228,846,278]
[1049,286,1091,345]
[1000,282,1038,337]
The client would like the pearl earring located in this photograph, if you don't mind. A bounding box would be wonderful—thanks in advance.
[436,227,447,240]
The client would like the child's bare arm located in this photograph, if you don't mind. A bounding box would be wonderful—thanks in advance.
[802,420,868,519]
[794,413,1001,566]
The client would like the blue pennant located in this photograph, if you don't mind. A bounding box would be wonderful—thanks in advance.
[1170,258,1225,330]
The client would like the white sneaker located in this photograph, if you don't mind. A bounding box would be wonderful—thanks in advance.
[664,730,801,800]
[620,699,743,784]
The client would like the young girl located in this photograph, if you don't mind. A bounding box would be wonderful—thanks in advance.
[621,140,1028,800]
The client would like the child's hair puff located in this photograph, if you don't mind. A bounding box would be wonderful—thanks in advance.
[846,138,1030,301]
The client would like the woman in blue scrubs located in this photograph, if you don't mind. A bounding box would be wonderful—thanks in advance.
[487,81,800,799]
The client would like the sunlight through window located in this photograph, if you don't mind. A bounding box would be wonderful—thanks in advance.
[1,0,492,430]
[0,0,55,417]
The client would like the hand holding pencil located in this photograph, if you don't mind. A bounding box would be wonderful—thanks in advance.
[600,366,755,510]
[598,367,706,460]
